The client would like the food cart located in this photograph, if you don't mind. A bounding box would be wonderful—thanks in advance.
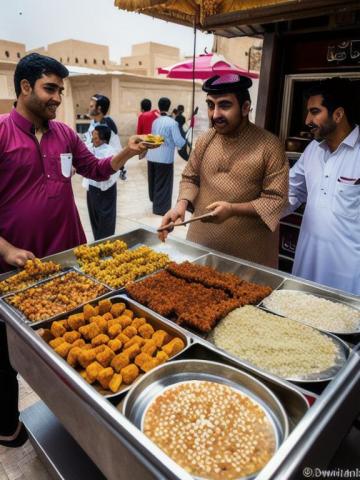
[0,226,359,480]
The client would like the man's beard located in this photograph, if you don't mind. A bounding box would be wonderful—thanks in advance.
[308,119,336,141]
[28,93,58,120]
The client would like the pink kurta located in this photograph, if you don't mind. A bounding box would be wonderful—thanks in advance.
[0,109,115,272]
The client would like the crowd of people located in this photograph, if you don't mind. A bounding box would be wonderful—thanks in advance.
[0,52,359,448]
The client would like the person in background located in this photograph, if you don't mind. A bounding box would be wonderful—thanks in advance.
[83,125,119,240]
[0,53,151,448]
[175,104,186,139]
[283,77,360,295]
[159,74,288,268]
[136,98,159,135]
[147,97,186,215]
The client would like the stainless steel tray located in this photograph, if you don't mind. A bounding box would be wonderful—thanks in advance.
[262,288,360,335]
[123,359,289,479]
[205,307,350,383]
[34,294,192,398]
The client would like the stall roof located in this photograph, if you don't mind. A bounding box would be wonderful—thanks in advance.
[115,0,360,36]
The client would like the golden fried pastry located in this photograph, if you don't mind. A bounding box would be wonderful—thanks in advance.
[57,319,69,330]
[162,338,185,357]
[123,343,141,360]
[109,373,122,393]
[124,335,145,349]
[93,344,106,354]
[97,367,114,389]
[54,341,72,358]
[78,348,97,368]
[116,333,130,344]
[79,370,92,384]
[138,323,154,339]
[102,312,113,322]
[98,299,112,315]
[68,313,86,331]
[49,337,65,349]
[107,318,122,329]
[96,346,115,367]
[110,303,126,317]
[79,322,101,340]
[51,321,67,338]
[91,333,110,346]
[121,364,139,384]
[107,338,122,352]
[63,331,81,344]
[67,346,83,367]
[111,352,130,373]
[123,309,134,319]
[131,317,146,330]
[108,324,122,339]
[72,338,86,348]
[83,304,97,321]
[118,315,132,329]
[155,350,168,365]
[122,326,137,339]
[151,330,169,348]
[141,339,157,356]
[91,315,108,333]
[141,358,159,373]
[86,361,104,383]
[134,352,157,372]
[80,343,93,350]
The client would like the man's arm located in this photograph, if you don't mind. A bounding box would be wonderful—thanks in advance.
[0,237,35,267]
[282,152,307,217]
[171,122,186,149]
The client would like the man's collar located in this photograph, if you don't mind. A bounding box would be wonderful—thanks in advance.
[10,108,50,134]
[319,125,359,151]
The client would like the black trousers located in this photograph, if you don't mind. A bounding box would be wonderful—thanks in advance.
[87,183,117,241]
[0,321,19,435]
[147,161,174,216]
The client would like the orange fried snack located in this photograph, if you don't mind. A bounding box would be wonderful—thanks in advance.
[110,302,126,317]
[124,335,145,349]
[98,299,112,315]
[91,315,108,333]
[123,309,134,319]
[111,352,130,373]
[54,341,72,358]
[102,312,113,322]
[123,343,141,361]
[67,346,82,367]
[49,337,65,349]
[141,339,157,356]
[108,323,122,339]
[96,345,115,367]
[97,367,114,389]
[116,333,130,344]
[83,303,97,321]
[91,333,110,347]
[118,315,132,329]
[152,330,169,348]
[79,322,101,340]
[51,321,67,338]
[109,373,122,393]
[155,350,169,365]
[120,364,139,384]
[131,317,146,330]
[138,323,154,339]
[67,313,86,331]
[63,331,81,344]
[78,348,97,368]
[162,338,185,357]
[122,326,137,339]
[107,338,122,352]
[72,338,86,348]
[135,352,157,373]
[86,361,104,383]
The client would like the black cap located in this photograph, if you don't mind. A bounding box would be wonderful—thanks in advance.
[202,73,252,94]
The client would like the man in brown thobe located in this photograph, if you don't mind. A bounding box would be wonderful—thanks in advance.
[159,73,288,268]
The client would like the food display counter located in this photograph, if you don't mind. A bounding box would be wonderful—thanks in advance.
[0,226,359,480]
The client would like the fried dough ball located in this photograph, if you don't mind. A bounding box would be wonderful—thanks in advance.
[79,370,92,384]
[91,315,108,333]
[68,313,86,331]
[118,315,132,329]
[110,303,126,317]
[109,373,122,393]
[108,324,122,339]
[123,309,134,319]
[49,337,65,349]
[96,346,115,367]
[107,339,122,352]
[155,350,169,365]
[162,338,185,357]
[117,333,130,344]
[51,321,67,338]
[97,367,114,389]
[122,326,137,339]
[63,331,81,344]
[152,330,170,348]
[135,352,154,371]
[94,344,106,354]
[83,304,97,321]
[123,343,141,360]
[138,323,154,339]
[57,320,69,330]
[107,318,122,329]
[86,361,104,383]
[131,317,146,330]
[141,339,157,356]
[54,341,72,358]
[80,343,93,350]
[141,358,159,372]
[72,338,86,348]
[120,364,139,384]
[111,352,130,373]
[124,335,145,349]
[78,348,97,368]
[98,299,112,315]
[79,322,101,340]
[102,312,113,322]
[67,346,83,367]
[91,333,110,346]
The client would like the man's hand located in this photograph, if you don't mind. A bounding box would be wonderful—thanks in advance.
[127,135,149,156]
[158,200,188,242]
[205,201,234,224]
[3,245,35,268]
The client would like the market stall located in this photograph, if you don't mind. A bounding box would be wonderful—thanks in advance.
[0,226,359,479]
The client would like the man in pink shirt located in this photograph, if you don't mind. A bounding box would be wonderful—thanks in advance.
[0,53,151,447]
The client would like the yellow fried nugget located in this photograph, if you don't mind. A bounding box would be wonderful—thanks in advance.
[135,352,153,370]
[155,350,169,365]
[93,306,99,315]
[94,344,106,354]
[131,317,146,330]
[78,348,97,368]
[108,323,122,339]
[110,303,126,317]
[123,309,134,319]
[118,315,132,329]
[67,313,86,331]
[86,361,103,382]
[120,364,139,384]
[91,315,108,333]
[98,299,112,315]
[63,331,81,344]
[50,321,67,338]
[111,352,130,373]
[141,339,157,356]
[67,346,82,367]
[80,343,93,350]
[152,330,170,347]
[108,318,122,329]
[138,323,154,339]
[83,304,97,321]
[49,337,65,349]
[109,373,122,393]
[122,326,137,339]
[102,312,113,322]
[141,358,159,373]
[96,346,115,367]
[123,343,141,361]
[79,370,92,384]
[91,333,110,346]
[116,333,130,344]
[124,335,145,349]
[57,320,69,330]
[97,367,114,389]
[107,338,122,352]
[54,341,72,358]
[162,338,185,357]
[79,322,101,340]
[72,338,86,348]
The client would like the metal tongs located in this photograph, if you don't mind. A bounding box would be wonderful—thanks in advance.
[157,212,214,232]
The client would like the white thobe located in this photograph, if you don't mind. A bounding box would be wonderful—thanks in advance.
[285,126,360,295]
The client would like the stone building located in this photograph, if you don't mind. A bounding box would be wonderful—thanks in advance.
[119,42,180,76]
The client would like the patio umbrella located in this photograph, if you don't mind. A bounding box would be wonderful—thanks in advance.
[157,53,259,80]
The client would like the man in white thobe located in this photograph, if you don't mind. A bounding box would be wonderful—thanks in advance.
[285,77,360,295]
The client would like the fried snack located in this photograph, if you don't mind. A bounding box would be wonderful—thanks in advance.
[155,350,168,365]
[67,313,86,331]
[110,303,126,317]
[51,321,67,338]
[116,333,130,344]
[96,346,115,367]
[111,352,130,373]
[135,352,153,369]
[83,303,97,321]
[91,315,108,333]
[67,346,83,367]
[123,309,134,319]
[63,331,81,344]
[138,323,154,339]
[123,343,141,360]
[107,338,122,352]
[91,333,110,346]
[49,337,65,349]
[97,367,114,390]
[122,325,137,339]
[107,318,122,329]
[118,315,132,329]
[131,317,146,329]
[79,370,92,384]
[124,335,145,349]
[120,364,139,384]
[162,338,185,357]
[142,339,157,356]
[54,341,72,358]
[108,324,122,339]
[86,361,104,383]
[57,319,69,330]
[72,339,86,348]
[98,299,112,315]
[79,322,101,340]
[152,330,169,348]
[78,348,97,368]
[109,373,122,393]
[143,134,164,145]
